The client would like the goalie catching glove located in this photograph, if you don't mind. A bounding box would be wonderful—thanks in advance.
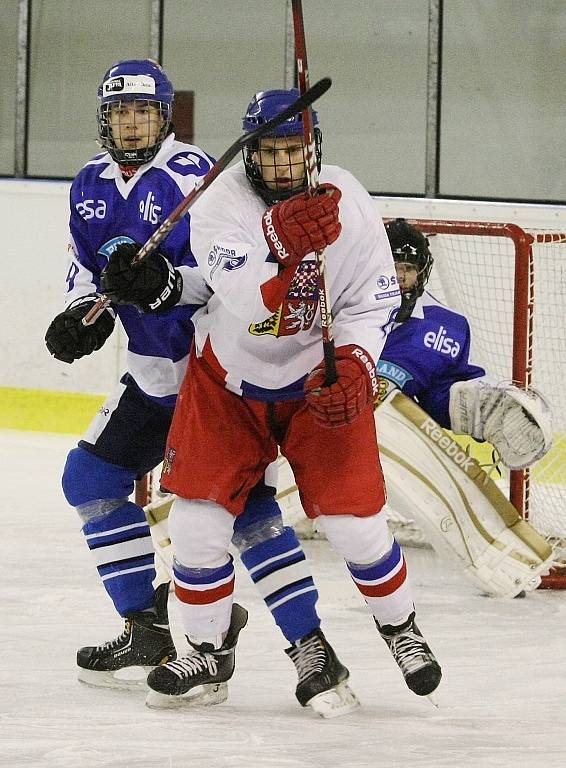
[101,242,182,313]
[304,345,379,428]
[262,183,342,267]
[45,295,115,363]
[449,378,553,469]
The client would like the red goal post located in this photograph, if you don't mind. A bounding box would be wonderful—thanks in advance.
[401,219,566,588]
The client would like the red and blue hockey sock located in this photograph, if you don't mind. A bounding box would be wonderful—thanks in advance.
[172,555,235,645]
[346,538,413,626]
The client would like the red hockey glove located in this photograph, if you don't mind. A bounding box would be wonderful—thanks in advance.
[262,183,342,267]
[304,345,379,428]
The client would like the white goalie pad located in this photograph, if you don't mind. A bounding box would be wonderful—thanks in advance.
[449,378,553,470]
[376,391,554,597]
[145,495,175,581]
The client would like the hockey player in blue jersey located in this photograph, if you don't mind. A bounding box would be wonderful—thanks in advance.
[379,218,551,470]
[44,60,334,696]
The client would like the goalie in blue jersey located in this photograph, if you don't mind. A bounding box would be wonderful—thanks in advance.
[379,218,551,472]
[370,219,554,596]
[44,61,341,707]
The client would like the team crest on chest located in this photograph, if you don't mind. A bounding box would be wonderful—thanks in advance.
[249,262,319,337]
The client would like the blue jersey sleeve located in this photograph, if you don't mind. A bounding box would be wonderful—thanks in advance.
[415,315,485,427]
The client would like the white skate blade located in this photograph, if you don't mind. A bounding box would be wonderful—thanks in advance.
[78,665,152,691]
[426,692,440,708]
[145,681,229,709]
[307,681,361,719]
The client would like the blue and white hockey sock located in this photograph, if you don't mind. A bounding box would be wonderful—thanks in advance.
[240,527,320,643]
[82,501,156,617]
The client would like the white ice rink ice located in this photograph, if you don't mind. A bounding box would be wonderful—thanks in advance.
[1,430,565,768]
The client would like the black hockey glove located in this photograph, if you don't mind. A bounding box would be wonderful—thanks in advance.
[101,242,183,313]
[45,295,115,364]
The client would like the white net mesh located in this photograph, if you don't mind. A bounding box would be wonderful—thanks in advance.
[412,222,566,569]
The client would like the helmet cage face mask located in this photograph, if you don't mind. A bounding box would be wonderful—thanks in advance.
[386,219,434,323]
[241,89,322,204]
[97,60,174,166]
[243,128,322,204]
[98,98,172,165]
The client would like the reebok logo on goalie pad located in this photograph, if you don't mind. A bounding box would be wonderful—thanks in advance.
[421,418,475,471]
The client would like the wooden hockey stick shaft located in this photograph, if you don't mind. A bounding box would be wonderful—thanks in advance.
[291,0,337,384]
[82,76,332,326]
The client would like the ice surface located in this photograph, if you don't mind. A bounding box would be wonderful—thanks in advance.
[1,430,565,768]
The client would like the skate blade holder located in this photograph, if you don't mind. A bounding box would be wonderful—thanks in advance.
[78,665,152,690]
[307,681,360,718]
[145,681,228,709]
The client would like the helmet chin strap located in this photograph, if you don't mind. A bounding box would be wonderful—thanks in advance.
[394,292,417,323]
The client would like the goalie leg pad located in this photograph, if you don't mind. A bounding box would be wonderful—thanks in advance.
[379,390,554,597]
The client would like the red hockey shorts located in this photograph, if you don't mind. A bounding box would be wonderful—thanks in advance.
[161,349,386,519]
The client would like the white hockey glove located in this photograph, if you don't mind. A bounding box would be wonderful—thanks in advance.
[449,378,553,470]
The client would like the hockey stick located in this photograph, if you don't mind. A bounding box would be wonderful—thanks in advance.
[291,0,337,384]
[83,76,332,326]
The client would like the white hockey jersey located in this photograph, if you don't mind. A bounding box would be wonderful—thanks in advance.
[188,162,400,400]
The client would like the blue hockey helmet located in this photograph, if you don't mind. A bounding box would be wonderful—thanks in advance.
[242,88,322,204]
[97,59,174,165]
[385,218,434,323]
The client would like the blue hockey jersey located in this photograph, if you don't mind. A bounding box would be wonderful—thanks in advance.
[377,291,485,427]
[63,134,214,406]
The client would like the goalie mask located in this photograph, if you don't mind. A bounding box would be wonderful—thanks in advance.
[386,218,434,323]
[242,88,322,204]
[97,59,174,166]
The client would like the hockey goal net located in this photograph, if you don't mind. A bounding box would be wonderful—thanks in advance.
[394,219,566,588]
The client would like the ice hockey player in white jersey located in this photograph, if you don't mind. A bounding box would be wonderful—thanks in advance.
[44,62,333,695]
[100,88,442,713]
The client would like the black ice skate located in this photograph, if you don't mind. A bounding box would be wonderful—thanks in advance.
[145,603,248,709]
[376,611,442,698]
[77,582,176,690]
[285,628,360,718]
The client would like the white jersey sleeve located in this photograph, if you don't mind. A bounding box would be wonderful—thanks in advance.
[188,169,281,323]
[329,172,399,363]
